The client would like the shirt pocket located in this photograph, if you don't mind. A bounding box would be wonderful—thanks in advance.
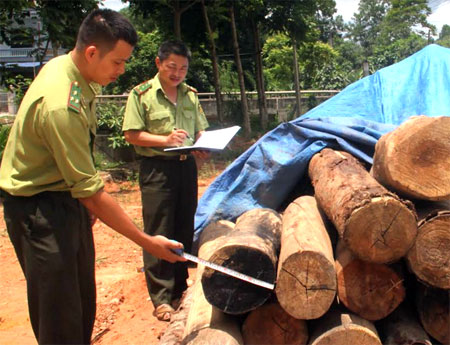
[146,110,172,134]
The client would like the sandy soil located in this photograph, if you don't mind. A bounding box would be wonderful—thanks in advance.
[0,174,217,345]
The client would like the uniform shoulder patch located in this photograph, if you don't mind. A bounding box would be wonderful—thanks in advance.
[133,80,152,95]
[67,81,82,113]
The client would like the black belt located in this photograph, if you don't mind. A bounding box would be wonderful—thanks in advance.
[149,154,189,161]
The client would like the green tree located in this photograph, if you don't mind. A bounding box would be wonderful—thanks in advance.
[437,24,450,48]
[266,0,336,117]
[348,0,390,57]
[105,30,161,94]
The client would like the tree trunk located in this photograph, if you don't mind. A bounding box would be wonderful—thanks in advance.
[308,148,418,263]
[406,200,450,289]
[173,4,182,40]
[335,241,405,321]
[276,196,336,320]
[308,309,382,345]
[378,302,432,345]
[182,220,243,345]
[229,3,251,137]
[292,35,301,118]
[201,0,223,123]
[372,116,450,200]
[251,18,268,131]
[415,282,449,345]
[242,302,308,345]
[201,208,281,314]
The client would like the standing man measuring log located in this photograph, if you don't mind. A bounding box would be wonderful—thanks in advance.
[122,40,209,322]
[0,9,185,345]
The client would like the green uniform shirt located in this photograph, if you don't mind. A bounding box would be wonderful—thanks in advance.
[122,74,209,157]
[0,54,104,198]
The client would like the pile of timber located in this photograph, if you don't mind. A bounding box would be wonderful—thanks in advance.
[161,116,449,345]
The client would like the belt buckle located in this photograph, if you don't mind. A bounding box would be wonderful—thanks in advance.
[180,154,187,161]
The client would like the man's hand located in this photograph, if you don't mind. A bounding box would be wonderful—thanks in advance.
[167,128,190,147]
[143,236,187,263]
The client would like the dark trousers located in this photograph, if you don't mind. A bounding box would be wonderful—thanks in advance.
[1,191,96,345]
[139,156,197,307]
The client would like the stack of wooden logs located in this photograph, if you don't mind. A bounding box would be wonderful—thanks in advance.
[168,116,450,345]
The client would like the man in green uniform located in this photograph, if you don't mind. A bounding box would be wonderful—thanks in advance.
[0,10,184,345]
[122,40,209,321]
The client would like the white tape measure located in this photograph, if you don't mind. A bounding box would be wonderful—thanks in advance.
[173,248,275,290]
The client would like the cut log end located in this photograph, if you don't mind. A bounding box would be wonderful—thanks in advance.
[407,214,450,289]
[372,116,450,200]
[242,303,308,345]
[345,196,417,263]
[276,251,336,320]
[336,259,405,321]
[201,246,275,315]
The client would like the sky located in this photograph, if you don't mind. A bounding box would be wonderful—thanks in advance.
[101,0,450,35]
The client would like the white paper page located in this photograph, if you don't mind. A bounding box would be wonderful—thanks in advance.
[192,126,241,150]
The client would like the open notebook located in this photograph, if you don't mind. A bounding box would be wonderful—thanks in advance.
[164,125,241,153]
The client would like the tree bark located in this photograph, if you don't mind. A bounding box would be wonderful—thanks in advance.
[406,200,450,289]
[372,116,450,200]
[251,18,268,131]
[308,148,418,263]
[201,0,223,123]
[229,3,251,137]
[292,35,301,118]
[378,302,432,345]
[276,196,336,320]
[415,282,449,345]
[201,208,281,314]
[308,309,382,345]
[242,302,308,345]
[182,220,243,345]
[335,241,405,321]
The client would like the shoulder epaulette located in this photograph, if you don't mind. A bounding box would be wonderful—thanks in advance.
[187,85,198,93]
[68,81,81,113]
[133,80,152,95]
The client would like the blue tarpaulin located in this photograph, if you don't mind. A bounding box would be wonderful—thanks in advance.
[194,44,450,241]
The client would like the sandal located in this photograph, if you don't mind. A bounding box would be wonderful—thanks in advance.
[153,303,174,322]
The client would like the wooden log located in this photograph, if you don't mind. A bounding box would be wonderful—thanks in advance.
[308,309,382,345]
[201,208,281,314]
[406,200,450,289]
[415,282,450,345]
[335,241,405,321]
[276,195,336,320]
[182,220,243,345]
[377,302,432,345]
[241,302,308,345]
[308,148,417,264]
[372,116,450,200]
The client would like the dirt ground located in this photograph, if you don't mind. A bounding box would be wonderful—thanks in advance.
[0,173,219,345]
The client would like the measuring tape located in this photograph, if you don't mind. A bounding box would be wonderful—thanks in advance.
[172,248,275,290]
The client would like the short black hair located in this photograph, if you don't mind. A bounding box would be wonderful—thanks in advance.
[157,40,191,62]
[76,9,137,54]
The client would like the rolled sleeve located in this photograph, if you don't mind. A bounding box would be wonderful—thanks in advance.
[41,106,104,198]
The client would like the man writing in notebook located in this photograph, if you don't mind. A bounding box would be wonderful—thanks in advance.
[122,40,209,321]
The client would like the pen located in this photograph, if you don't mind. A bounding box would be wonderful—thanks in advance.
[174,127,194,141]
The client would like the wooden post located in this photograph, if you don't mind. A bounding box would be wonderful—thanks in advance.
[276,196,336,320]
[201,208,282,314]
[308,148,417,263]
[335,241,405,321]
[182,220,244,345]
[415,282,449,345]
[406,200,450,289]
[308,309,382,345]
[242,302,308,345]
[372,116,450,200]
